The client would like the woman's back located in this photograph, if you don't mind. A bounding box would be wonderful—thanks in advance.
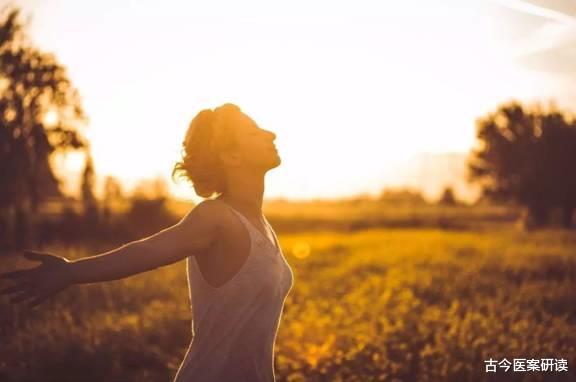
[173,200,294,382]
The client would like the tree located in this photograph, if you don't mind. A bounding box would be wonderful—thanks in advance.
[438,186,457,206]
[81,153,98,224]
[379,188,427,205]
[0,8,86,246]
[102,175,124,222]
[132,176,169,201]
[468,101,576,228]
[126,177,174,237]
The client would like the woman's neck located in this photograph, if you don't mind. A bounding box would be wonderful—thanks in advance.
[218,171,266,218]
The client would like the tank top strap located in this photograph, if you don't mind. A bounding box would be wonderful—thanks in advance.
[220,202,256,236]
[220,201,277,252]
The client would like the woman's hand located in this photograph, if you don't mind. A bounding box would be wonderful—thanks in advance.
[0,250,74,309]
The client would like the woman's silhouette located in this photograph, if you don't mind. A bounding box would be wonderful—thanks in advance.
[0,103,294,382]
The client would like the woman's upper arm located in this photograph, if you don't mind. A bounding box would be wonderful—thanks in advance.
[137,199,223,265]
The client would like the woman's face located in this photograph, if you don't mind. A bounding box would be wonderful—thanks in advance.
[225,111,281,171]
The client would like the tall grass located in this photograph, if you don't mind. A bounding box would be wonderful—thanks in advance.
[1,227,575,381]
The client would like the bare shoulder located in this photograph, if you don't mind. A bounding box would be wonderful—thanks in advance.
[164,199,229,259]
[180,199,229,229]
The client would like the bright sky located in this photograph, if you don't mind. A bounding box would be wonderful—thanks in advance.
[12,0,576,202]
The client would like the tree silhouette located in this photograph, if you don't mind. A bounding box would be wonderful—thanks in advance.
[468,101,576,228]
[102,175,124,223]
[81,154,99,224]
[0,8,86,246]
[379,188,427,205]
[126,177,173,237]
[438,186,457,206]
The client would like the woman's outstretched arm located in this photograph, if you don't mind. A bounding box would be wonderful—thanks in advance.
[0,199,222,307]
[67,200,221,283]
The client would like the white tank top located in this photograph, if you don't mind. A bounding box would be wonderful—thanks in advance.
[173,202,294,382]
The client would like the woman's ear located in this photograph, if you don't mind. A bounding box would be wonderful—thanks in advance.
[219,150,241,166]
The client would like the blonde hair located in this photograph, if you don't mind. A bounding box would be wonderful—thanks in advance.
[173,103,243,198]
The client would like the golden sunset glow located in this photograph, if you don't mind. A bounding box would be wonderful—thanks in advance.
[2,3,576,379]
[15,0,576,202]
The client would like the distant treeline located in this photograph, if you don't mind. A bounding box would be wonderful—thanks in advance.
[1,185,524,251]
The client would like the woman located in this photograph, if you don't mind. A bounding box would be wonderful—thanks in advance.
[0,103,294,382]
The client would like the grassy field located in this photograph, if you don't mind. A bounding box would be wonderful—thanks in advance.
[1,225,575,381]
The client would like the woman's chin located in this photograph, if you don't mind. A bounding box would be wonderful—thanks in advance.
[270,156,281,169]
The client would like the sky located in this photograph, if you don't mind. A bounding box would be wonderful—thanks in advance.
[9,0,576,202]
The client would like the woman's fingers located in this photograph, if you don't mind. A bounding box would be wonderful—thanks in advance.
[0,267,40,282]
[0,283,30,296]
[0,267,38,282]
[1,251,67,286]
[0,251,58,282]
[0,268,33,280]
[0,253,44,282]
[1,251,68,309]
[9,291,34,305]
